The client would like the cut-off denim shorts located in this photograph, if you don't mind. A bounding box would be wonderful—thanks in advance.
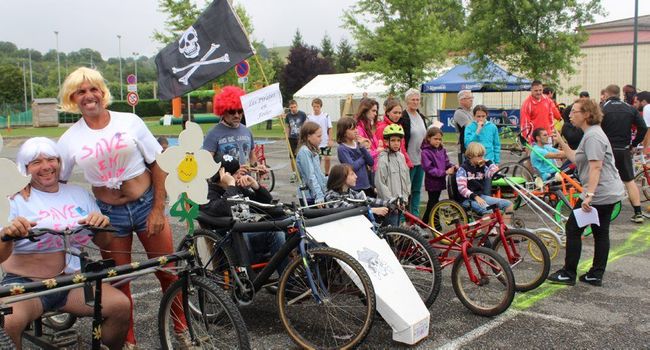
[1,273,69,312]
[97,186,154,237]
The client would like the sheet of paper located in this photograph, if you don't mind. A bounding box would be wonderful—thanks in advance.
[573,207,599,228]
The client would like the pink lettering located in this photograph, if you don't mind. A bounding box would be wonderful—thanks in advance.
[38,210,51,221]
[108,154,119,168]
[95,143,105,159]
[114,133,128,150]
[98,159,107,172]
[65,205,80,219]
[80,145,94,160]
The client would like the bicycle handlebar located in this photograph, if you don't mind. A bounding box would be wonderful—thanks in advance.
[226,195,285,210]
[1,225,119,243]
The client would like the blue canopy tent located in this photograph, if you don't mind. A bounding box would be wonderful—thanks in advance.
[421,58,531,132]
[421,58,531,93]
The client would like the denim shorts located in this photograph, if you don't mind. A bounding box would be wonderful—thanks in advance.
[97,186,153,237]
[1,273,69,312]
[462,195,512,215]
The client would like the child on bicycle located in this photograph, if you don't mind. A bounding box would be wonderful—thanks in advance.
[376,124,411,226]
[456,142,513,218]
[421,127,457,222]
[296,121,328,205]
[336,117,374,198]
[325,164,393,222]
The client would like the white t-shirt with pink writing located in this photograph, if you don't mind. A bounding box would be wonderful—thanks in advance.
[58,111,162,189]
[8,184,98,255]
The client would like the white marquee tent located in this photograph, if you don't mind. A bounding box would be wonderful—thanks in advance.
[293,73,390,121]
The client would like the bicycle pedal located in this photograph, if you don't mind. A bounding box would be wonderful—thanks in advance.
[50,329,81,347]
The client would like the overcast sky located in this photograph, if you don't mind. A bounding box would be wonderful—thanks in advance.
[0,0,648,60]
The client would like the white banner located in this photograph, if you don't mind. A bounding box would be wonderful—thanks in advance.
[240,83,283,128]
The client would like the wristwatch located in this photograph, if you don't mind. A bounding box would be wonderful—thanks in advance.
[585,192,595,197]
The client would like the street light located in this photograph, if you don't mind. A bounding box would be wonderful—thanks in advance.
[133,52,139,82]
[54,31,61,89]
[117,34,123,100]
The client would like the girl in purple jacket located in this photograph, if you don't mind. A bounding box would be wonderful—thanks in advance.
[421,127,457,222]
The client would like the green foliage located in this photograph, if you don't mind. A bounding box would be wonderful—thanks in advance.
[152,0,206,45]
[291,29,304,48]
[466,0,604,89]
[0,64,25,104]
[109,99,173,117]
[320,34,335,67]
[343,0,464,94]
[336,39,357,73]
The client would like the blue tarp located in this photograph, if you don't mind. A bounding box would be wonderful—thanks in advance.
[421,58,531,93]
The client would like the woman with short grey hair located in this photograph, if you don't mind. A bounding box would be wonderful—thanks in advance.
[401,88,428,218]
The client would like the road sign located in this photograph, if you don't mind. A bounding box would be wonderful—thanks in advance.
[238,77,248,84]
[127,74,137,85]
[235,60,250,78]
[127,84,138,92]
[127,92,139,106]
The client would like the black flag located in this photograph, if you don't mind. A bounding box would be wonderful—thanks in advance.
[155,0,254,100]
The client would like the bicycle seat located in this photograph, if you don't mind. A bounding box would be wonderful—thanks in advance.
[302,207,353,219]
[196,212,235,229]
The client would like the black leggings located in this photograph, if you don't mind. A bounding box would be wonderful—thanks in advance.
[564,199,619,278]
[422,190,442,224]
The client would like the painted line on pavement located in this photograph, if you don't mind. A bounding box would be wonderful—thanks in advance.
[132,288,159,299]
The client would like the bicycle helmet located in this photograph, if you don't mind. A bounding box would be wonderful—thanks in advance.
[382,124,405,139]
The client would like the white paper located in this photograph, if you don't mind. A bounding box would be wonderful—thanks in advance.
[240,83,284,128]
[573,207,599,228]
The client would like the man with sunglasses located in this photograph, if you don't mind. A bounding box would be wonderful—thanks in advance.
[203,86,265,175]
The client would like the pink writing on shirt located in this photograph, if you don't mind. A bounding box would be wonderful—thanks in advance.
[36,204,90,250]
[79,132,128,182]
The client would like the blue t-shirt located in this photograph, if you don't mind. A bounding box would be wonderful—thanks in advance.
[285,111,307,139]
[531,144,559,180]
[203,123,254,164]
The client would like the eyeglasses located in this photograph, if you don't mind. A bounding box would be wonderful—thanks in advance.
[226,109,244,115]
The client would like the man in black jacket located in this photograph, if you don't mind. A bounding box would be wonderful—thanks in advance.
[200,153,287,271]
[601,84,648,223]
[561,92,588,150]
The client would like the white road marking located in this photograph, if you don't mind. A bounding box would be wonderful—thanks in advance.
[517,310,585,326]
[131,288,159,299]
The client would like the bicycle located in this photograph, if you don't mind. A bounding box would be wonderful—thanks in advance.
[251,142,276,192]
[633,147,650,217]
[0,225,251,350]
[182,197,376,350]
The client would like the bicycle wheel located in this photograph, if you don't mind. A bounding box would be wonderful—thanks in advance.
[497,161,535,183]
[158,275,250,350]
[277,247,375,350]
[0,327,14,350]
[555,195,621,236]
[178,229,237,291]
[451,247,515,317]
[532,228,562,260]
[491,229,551,292]
[42,312,77,331]
[257,169,275,192]
[379,226,442,308]
[634,170,650,202]
[430,199,468,235]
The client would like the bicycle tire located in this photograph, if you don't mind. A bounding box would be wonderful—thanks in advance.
[379,226,442,308]
[158,275,250,350]
[41,312,78,331]
[177,229,237,291]
[277,247,375,350]
[532,228,562,260]
[497,161,535,183]
[257,169,275,193]
[429,199,468,236]
[491,229,551,292]
[554,195,621,236]
[0,326,15,350]
[451,247,515,317]
[634,170,650,202]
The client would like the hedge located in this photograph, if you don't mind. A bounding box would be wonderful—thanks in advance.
[58,99,173,122]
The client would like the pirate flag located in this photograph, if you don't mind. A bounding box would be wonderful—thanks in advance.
[155,0,254,100]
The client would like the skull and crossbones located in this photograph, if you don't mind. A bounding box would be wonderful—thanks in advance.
[173,26,231,85]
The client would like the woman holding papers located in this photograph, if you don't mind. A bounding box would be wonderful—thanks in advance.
[547,99,625,287]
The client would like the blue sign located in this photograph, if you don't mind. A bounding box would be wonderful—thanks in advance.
[235,60,250,78]
[438,109,521,133]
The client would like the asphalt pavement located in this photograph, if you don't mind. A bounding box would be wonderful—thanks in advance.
[2,137,649,349]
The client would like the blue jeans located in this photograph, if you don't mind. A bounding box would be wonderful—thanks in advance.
[244,231,287,275]
[96,186,154,237]
[462,195,512,215]
[2,273,69,312]
[409,165,425,217]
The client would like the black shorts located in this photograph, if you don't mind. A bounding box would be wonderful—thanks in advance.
[288,138,299,156]
[613,149,635,182]
[319,147,332,157]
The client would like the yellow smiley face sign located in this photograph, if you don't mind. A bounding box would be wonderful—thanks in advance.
[177,153,198,182]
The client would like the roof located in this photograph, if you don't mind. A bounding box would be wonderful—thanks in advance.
[293,73,389,99]
[583,30,650,47]
[584,15,650,31]
[420,57,531,93]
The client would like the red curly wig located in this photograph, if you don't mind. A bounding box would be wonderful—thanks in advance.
[213,86,245,116]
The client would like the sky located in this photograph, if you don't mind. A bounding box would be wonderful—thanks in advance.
[0,0,648,60]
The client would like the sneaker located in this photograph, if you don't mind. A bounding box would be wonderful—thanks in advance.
[547,269,576,285]
[579,272,603,286]
[631,213,644,224]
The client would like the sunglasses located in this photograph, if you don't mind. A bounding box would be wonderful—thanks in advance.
[226,109,244,115]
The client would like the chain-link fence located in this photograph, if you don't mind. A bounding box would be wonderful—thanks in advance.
[0,103,32,128]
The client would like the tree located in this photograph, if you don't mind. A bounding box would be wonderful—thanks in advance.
[336,38,357,73]
[320,34,335,67]
[280,45,334,102]
[466,0,604,88]
[291,29,304,48]
[343,0,464,93]
[0,64,25,104]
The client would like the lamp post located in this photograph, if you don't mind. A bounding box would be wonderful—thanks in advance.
[632,0,639,87]
[133,52,139,82]
[28,49,34,101]
[117,34,123,100]
[54,31,61,89]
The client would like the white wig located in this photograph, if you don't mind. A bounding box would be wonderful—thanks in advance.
[404,88,421,101]
[16,137,61,176]
[457,90,472,100]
